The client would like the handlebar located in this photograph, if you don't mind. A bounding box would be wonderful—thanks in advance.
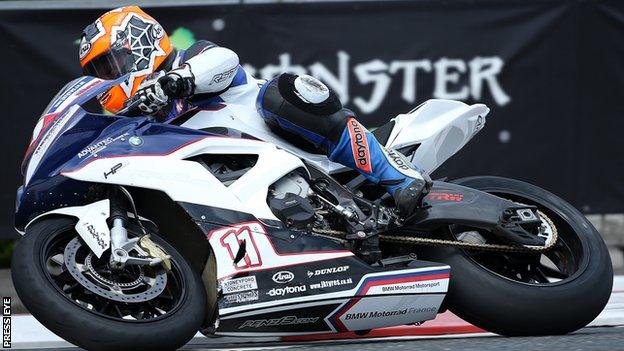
[116,95,144,117]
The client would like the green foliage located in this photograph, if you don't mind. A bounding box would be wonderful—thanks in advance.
[0,240,15,268]
[169,27,197,50]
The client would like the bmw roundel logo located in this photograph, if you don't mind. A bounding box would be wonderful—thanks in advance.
[128,136,143,146]
[272,271,294,284]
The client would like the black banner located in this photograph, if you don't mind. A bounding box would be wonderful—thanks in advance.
[1,0,623,239]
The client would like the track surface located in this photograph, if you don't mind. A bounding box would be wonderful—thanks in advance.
[189,327,624,351]
[16,327,622,351]
[10,277,623,350]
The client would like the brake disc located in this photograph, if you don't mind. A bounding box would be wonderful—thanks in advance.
[64,237,167,303]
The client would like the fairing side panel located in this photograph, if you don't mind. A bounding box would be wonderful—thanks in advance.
[179,202,450,335]
[181,103,349,174]
[61,134,305,221]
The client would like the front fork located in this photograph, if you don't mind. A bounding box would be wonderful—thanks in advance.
[108,186,168,270]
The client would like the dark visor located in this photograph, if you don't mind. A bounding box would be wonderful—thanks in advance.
[83,35,135,80]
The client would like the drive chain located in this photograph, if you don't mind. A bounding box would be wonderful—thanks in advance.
[312,210,558,253]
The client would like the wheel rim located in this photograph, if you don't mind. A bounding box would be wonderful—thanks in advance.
[41,228,187,322]
[451,191,589,287]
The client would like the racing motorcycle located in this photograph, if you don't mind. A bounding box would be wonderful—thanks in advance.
[12,75,612,351]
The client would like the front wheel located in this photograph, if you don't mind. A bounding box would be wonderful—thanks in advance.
[11,217,206,351]
[419,176,613,336]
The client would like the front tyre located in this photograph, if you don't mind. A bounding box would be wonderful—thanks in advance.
[11,217,206,351]
[420,176,613,336]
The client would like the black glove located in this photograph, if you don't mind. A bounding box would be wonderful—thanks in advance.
[125,65,196,115]
[158,64,195,99]
[133,71,169,115]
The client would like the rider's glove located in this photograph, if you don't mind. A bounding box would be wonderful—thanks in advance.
[158,64,195,99]
[134,71,169,115]
[129,65,195,115]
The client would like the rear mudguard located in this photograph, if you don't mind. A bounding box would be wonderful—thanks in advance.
[404,181,542,245]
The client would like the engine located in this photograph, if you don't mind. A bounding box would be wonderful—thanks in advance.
[268,172,317,229]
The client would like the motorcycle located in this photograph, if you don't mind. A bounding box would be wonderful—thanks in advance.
[12,75,612,351]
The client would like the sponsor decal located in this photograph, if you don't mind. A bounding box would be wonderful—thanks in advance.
[239,315,319,329]
[266,285,306,297]
[151,24,165,39]
[32,108,74,156]
[272,271,294,284]
[344,306,438,320]
[309,278,353,290]
[385,149,412,171]
[78,40,91,60]
[307,265,349,278]
[49,79,92,112]
[2,297,10,348]
[381,281,441,293]
[211,66,238,85]
[426,192,464,202]
[103,163,124,179]
[224,290,259,304]
[347,118,372,173]
[222,276,258,294]
[383,148,422,179]
[84,223,107,250]
[78,132,129,158]
[80,19,105,60]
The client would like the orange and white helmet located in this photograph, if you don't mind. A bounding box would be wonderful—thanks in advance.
[79,6,173,113]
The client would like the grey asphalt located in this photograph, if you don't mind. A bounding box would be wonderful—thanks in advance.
[184,327,624,351]
[12,327,624,350]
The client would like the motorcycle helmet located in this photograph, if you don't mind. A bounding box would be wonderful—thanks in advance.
[79,6,174,113]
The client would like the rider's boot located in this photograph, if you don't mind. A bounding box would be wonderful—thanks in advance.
[328,117,432,217]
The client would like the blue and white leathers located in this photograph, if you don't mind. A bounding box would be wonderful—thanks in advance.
[256,73,430,215]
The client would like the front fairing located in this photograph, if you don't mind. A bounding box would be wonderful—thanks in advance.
[15,113,143,231]
[15,113,214,231]
[15,75,213,231]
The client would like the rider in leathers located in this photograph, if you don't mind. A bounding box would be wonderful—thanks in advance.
[79,6,431,220]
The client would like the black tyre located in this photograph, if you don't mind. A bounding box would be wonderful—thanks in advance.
[11,217,207,351]
[419,176,613,336]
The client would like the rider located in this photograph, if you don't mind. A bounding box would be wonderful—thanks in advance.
[78,6,432,217]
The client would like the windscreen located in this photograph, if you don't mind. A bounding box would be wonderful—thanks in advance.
[21,76,123,184]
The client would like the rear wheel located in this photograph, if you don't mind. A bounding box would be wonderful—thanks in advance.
[12,217,206,351]
[419,176,613,336]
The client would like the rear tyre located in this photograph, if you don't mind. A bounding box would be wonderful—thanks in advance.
[419,176,613,336]
[12,217,206,351]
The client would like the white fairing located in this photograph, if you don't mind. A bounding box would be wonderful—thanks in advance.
[27,200,111,258]
[384,99,490,174]
[183,90,488,175]
[62,138,306,221]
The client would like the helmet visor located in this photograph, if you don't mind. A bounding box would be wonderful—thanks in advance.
[82,33,134,80]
